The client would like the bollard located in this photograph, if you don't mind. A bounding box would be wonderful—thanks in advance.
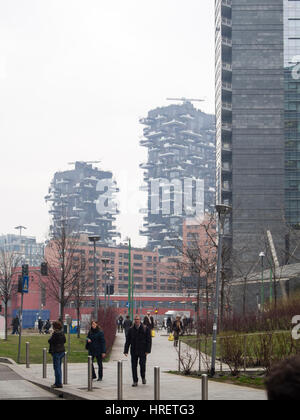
[178,340,181,372]
[117,361,123,400]
[244,335,247,373]
[220,338,223,373]
[202,374,208,401]
[88,356,93,391]
[63,352,68,385]
[198,339,201,374]
[26,342,30,368]
[154,366,160,400]
[43,348,47,378]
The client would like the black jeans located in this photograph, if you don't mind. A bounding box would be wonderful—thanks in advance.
[91,355,103,379]
[131,354,146,383]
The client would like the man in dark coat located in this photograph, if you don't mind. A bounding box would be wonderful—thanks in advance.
[11,316,20,335]
[38,318,44,334]
[123,315,133,338]
[124,315,152,387]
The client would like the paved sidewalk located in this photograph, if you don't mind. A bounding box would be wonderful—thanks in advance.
[4,331,267,400]
[0,364,62,400]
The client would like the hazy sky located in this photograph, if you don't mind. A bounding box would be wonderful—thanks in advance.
[0,0,215,247]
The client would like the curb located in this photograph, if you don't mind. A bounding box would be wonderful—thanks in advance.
[0,358,100,400]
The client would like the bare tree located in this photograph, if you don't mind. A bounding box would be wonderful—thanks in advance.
[43,225,86,321]
[0,249,21,340]
[169,214,218,336]
[71,264,89,338]
[230,247,261,317]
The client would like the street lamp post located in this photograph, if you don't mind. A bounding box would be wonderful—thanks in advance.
[101,258,110,311]
[125,238,133,320]
[210,203,232,377]
[259,252,265,311]
[105,269,113,311]
[88,236,101,320]
[107,274,114,308]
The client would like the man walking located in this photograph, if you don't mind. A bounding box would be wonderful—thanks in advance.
[11,316,20,335]
[143,312,154,331]
[124,315,152,387]
[123,315,133,338]
[38,318,44,334]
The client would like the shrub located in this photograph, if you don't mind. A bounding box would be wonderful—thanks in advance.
[97,307,118,355]
[221,332,245,376]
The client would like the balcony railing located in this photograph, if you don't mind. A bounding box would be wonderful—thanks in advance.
[222,142,232,152]
[222,82,232,91]
[222,17,232,27]
[222,122,232,132]
[222,162,232,172]
[222,102,232,111]
[222,181,232,192]
[222,62,232,72]
[222,37,232,47]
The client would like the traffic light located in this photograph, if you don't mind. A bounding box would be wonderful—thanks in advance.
[22,264,29,277]
[41,262,48,276]
[106,285,114,295]
[18,275,23,293]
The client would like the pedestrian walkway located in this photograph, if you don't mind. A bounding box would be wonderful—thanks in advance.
[0,364,62,400]
[3,331,267,400]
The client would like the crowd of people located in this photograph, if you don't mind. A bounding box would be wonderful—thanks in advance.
[12,311,300,399]
[11,316,52,335]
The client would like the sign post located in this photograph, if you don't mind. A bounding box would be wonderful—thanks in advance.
[17,268,29,364]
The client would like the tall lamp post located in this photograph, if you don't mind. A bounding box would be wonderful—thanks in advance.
[210,203,232,377]
[88,235,101,320]
[259,252,265,311]
[101,258,110,311]
[105,269,113,311]
[124,238,133,320]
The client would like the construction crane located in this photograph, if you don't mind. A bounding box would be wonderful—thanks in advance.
[267,230,288,301]
[68,161,101,166]
[15,226,27,236]
[166,97,205,104]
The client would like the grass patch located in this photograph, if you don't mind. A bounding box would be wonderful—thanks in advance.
[0,335,111,364]
[167,370,266,390]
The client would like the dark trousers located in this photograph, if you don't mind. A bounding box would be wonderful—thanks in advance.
[131,354,146,383]
[52,352,65,386]
[91,355,103,379]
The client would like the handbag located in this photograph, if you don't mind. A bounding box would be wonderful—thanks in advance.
[151,329,156,338]
[168,333,174,341]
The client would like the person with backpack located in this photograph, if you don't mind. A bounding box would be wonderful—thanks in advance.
[124,315,152,387]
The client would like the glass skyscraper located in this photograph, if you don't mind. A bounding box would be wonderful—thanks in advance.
[215,0,286,267]
[284,0,300,227]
